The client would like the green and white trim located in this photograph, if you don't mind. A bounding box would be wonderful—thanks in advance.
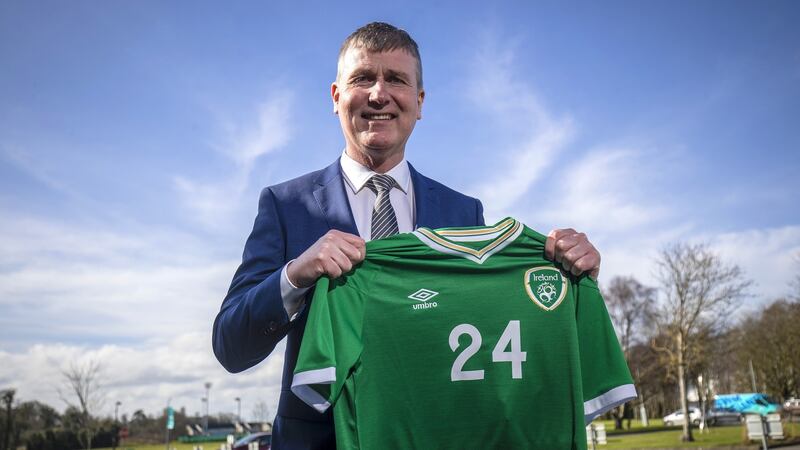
[413,218,523,264]
[583,384,638,424]
[291,367,336,413]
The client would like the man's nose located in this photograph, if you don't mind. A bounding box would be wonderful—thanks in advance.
[368,80,390,106]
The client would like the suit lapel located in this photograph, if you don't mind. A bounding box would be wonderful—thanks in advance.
[409,163,441,229]
[313,160,359,235]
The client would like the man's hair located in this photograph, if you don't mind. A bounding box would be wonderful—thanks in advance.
[337,22,423,88]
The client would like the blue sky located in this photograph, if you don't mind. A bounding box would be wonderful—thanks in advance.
[1,1,799,420]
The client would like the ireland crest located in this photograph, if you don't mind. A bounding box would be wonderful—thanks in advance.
[524,266,568,311]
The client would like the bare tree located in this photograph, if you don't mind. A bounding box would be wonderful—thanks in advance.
[59,360,105,450]
[652,243,750,442]
[735,299,800,399]
[792,252,800,301]
[603,276,655,429]
[605,275,656,355]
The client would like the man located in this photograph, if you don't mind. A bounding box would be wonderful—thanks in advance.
[213,22,601,449]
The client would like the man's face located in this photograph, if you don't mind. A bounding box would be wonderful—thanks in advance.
[332,47,425,171]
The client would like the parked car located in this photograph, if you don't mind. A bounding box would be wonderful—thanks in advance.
[232,432,271,450]
[784,398,800,412]
[705,408,743,425]
[663,407,701,426]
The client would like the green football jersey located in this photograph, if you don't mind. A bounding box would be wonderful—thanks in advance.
[292,218,636,449]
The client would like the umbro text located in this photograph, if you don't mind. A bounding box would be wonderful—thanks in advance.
[412,301,438,310]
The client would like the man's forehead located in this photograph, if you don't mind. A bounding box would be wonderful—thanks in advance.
[340,47,416,66]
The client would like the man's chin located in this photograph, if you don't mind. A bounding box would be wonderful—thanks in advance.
[359,135,399,153]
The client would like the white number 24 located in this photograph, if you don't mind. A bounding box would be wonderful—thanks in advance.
[449,320,527,382]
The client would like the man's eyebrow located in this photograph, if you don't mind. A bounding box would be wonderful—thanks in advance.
[348,67,375,79]
[384,68,411,79]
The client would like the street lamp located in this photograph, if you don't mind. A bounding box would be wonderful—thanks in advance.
[204,382,212,432]
[113,401,122,450]
[235,397,241,424]
[201,398,208,432]
[697,375,707,432]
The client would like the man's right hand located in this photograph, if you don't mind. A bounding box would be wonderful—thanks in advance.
[287,230,366,288]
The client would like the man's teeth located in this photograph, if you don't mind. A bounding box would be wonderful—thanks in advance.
[365,114,392,120]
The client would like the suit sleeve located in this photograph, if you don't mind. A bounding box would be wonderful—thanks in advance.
[291,276,366,413]
[212,187,293,373]
[575,278,637,423]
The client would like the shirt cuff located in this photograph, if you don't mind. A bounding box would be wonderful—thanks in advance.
[281,260,311,320]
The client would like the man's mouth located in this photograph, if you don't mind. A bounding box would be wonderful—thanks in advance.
[362,113,395,120]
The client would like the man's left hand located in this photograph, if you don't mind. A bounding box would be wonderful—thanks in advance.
[545,228,601,280]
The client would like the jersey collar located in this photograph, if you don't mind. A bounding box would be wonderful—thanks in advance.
[413,218,523,264]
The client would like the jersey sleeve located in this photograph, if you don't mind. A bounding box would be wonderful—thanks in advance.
[291,275,367,413]
[575,277,637,423]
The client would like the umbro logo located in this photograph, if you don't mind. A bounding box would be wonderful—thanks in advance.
[408,289,439,302]
[408,288,439,310]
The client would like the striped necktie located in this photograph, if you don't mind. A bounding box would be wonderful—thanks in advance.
[365,174,400,240]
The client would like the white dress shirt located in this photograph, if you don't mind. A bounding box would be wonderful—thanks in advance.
[280,152,416,317]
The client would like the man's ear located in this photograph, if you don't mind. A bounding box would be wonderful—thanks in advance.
[417,89,425,120]
[331,82,340,114]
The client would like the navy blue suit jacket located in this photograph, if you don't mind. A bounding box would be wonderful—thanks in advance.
[213,160,484,449]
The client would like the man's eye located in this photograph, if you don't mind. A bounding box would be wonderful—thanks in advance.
[352,76,370,85]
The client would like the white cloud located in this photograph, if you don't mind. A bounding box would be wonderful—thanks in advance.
[457,31,799,315]
[0,335,285,420]
[465,37,575,220]
[537,147,669,234]
[704,226,800,304]
[218,94,294,168]
[0,214,285,417]
[0,215,232,346]
[174,92,294,229]
[1,145,96,207]
[597,225,800,310]
[0,92,297,416]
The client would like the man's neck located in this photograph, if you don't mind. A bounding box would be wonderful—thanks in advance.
[344,148,404,174]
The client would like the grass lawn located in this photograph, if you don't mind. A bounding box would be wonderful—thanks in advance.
[97,422,799,449]
[603,425,748,449]
[598,421,799,449]
[596,418,667,431]
[99,444,214,450]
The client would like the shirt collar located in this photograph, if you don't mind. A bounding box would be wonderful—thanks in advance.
[339,150,411,194]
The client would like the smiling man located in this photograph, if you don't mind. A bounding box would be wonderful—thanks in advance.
[213,22,601,449]
[332,46,423,173]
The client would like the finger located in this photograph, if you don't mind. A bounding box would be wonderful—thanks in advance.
[561,243,589,270]
[339,241,365,263]
[558,232,587,262]
[329,231,366,259]
[328,246,355,273]
[321,257,345,279]
[547,228,578,261]
[335,231,366,247]
[352,238,367,261]
[324,234,364,262]
[571,253,600,277]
